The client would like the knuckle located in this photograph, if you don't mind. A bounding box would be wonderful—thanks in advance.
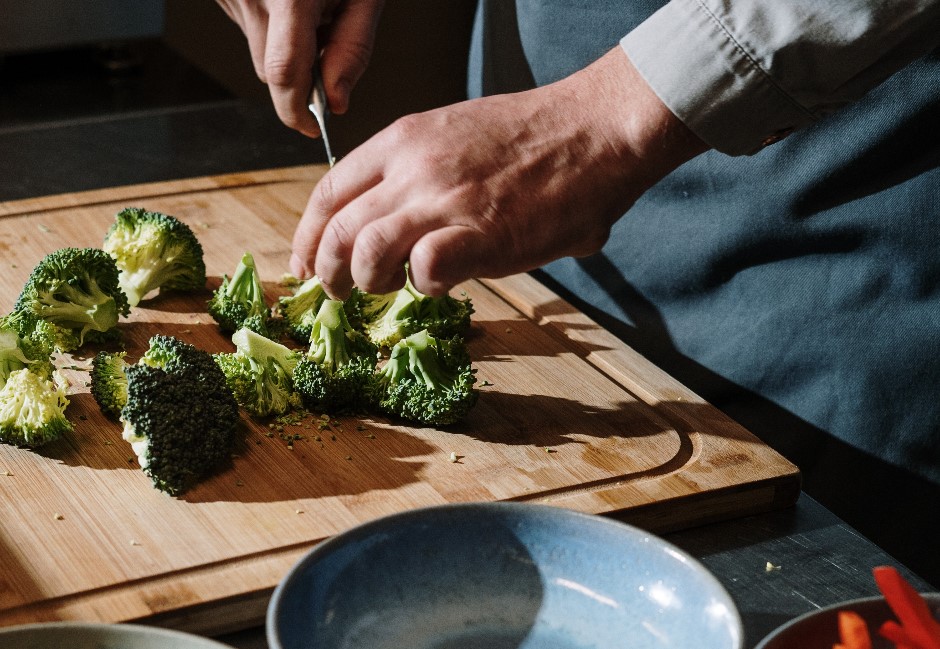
[264,57,301,89]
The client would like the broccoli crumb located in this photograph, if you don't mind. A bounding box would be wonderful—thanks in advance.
[53,512,64,520]
[1,470,12,476]
[765,562,781,573]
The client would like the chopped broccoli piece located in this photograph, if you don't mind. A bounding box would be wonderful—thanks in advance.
[359,286,420,348]
[372,329,478,426]
[207,251,275,337]
[213,327,302,417]
[7,247,129,352]
[89,350,129,418]
[121,335,239,496]
[292,299,378,414]
[0,367,72,447]
[359,275,473,348]
[407,280,474,340]
[103,207,206,307]
[0,320,54,388]
[0,327,31,388]
[276,275,330,343]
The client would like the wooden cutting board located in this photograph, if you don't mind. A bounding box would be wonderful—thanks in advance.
[0,165,799,635]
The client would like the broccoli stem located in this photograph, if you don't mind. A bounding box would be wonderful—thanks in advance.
[37,278,119,334]
[225,253,267,313]
[308,300,353,370]
[384,329,453,390]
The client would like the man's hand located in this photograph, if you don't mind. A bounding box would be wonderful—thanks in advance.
[215,0,384,137]
[291,47,710,298]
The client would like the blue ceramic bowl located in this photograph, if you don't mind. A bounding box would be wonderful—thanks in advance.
[0,622,236,648]
[267,503,743,649]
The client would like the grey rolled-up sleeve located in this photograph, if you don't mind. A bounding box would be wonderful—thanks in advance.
[621,0,940,155]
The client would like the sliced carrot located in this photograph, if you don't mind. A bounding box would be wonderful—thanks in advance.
[873,566,940,649]
[879,619,916,649]
[838,610,873,649]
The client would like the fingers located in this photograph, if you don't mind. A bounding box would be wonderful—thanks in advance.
[290,154,386,286]
[264,0,321,137]
[409,226,491,296]
[319,0,385,114]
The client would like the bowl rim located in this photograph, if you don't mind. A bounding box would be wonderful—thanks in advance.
[0,620,235,647]
[754,591,940,649]
[265,501,744,649]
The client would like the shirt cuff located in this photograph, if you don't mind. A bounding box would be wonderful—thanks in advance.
[620,0,816,156]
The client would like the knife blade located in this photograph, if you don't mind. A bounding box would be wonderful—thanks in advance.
[308,59,335,168]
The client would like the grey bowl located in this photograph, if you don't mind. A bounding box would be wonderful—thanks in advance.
[755,592,940,649]
[267,502,743,649]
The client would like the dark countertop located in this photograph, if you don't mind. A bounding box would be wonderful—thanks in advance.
[2,100,933,649]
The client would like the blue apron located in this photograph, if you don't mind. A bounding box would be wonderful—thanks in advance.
[468,0,940,583]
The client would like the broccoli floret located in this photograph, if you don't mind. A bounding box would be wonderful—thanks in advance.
[372,329,478,426]
[0,367,72,447]
[103,207,207,307]
[207,251,275,337]
[406,280,474,340]
[213,327,302,417]
[121,335,239,496]
[276,275,330,343]
[359,286,421,348]
[90,350,129,418]
[359,276,473,349]
[0,320,54,388]
[8,247,129,352]
[292,299,378,414]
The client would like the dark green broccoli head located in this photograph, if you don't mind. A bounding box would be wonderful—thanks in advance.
[122,335,239,496]
[90,350,129,418]
[292,299,378,413]
[373,329,478,426]
[10,247,129,352]
[0,367,72,447]
[103,207,206,307]
[277,275,330,343]
[207,251,273,336]
[213,328,302,417]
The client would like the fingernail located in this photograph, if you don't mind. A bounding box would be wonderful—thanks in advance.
[290,253,309,279]
[334,79,351,114]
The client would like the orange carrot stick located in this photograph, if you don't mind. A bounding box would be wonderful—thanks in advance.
[873,566,940,649]
[838,610,873,649]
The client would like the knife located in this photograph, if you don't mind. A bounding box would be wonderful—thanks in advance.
[308,58,335,168]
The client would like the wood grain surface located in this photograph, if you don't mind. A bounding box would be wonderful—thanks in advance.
[0,165,799,635]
